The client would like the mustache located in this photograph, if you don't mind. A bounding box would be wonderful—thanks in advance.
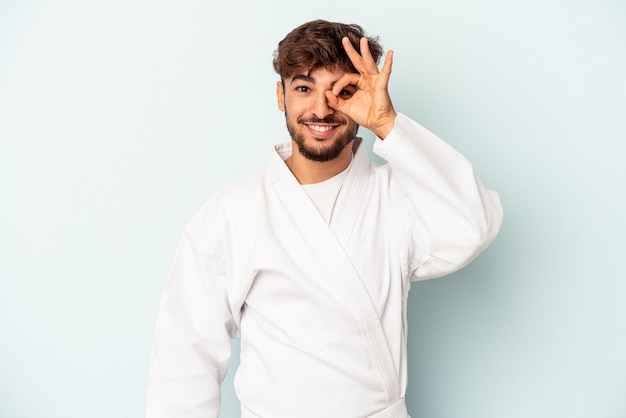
[297,116,346,125]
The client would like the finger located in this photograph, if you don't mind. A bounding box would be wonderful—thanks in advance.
[342,37,368,74]
[359,37,379,74]
[331,73,361,96]
[380,50,394,78]
[324,89,352,115]
[324,89,342,110]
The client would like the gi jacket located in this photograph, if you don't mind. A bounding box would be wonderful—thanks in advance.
[147,113,503,418]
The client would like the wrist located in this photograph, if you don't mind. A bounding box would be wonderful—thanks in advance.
[372,112,397,139]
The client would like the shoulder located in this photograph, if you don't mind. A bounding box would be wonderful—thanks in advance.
[184,169,266,242]
[212,169,266,208]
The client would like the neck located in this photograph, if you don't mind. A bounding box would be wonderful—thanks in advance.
[285,142,353,185]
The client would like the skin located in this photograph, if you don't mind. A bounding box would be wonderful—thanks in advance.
[276,37,397,184]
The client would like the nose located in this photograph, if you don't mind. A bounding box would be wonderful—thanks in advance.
[311,90,334,119]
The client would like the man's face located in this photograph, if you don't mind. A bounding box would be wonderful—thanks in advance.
[276,67,359,162]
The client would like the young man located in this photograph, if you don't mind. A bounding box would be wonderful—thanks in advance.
[147,20,502,418]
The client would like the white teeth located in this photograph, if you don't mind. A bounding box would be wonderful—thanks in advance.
[309,125,333,132]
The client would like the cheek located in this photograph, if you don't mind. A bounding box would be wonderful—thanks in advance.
[284,94,311,114]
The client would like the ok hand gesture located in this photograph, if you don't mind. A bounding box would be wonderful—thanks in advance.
[325,37,397,139]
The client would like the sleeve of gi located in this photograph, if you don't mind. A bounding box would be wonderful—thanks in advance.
[373,113,504,281]
[147,203,237,418]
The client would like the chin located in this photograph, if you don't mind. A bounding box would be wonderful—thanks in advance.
[294,135,354,162]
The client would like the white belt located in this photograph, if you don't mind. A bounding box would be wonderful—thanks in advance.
[241,397,409,418]
[369,398,409,418]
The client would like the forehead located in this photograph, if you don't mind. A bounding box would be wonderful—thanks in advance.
[288,67,346,84]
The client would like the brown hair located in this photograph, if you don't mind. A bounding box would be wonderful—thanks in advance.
[272,20,383,79]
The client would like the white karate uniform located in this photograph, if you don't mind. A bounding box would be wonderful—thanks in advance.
[147,113,503,418]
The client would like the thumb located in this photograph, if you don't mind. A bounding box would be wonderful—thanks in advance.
[325,90,347,113]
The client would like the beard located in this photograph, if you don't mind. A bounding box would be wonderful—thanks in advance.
[285,111,358,162]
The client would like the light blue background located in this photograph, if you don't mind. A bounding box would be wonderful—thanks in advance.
[1,0,625,417]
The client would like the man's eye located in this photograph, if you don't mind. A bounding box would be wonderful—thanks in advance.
[338,90,353,98]
[338,86,357,98]
[295,86,310,93]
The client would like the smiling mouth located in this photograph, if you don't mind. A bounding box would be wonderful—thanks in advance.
[304,123,341,138]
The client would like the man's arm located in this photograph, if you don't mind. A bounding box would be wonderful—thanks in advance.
[147,208,236,418]
[328,36,502,279]
[374,114,503,280]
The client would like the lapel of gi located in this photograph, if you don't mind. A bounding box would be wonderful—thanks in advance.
[329,139,371,245]
[266,141,400,404]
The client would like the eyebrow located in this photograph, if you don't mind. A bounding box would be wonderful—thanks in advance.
[290,74,315,84]
[289,74,339,88]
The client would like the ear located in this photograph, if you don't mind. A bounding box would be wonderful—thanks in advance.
[276,80,285,112]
